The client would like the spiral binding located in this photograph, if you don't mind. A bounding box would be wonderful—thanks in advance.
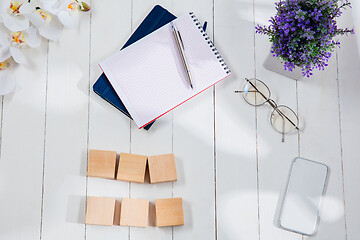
[189,12,231,74]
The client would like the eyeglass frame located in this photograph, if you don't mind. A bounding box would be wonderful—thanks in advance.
[235,78,300,142]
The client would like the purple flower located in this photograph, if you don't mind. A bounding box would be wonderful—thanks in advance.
[255,0,354,77]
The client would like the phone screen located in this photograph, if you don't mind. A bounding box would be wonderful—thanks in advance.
[279,157,328,236]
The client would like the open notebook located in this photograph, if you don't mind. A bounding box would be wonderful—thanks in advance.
[100,12,231,128]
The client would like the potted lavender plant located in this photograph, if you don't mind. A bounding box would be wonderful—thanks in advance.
[256,0,354,78]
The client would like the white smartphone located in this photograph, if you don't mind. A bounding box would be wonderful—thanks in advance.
[279,157,329,236]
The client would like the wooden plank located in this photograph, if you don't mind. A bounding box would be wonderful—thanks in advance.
[128,1,174,240]
[214,0,259,239]
[0,42,47,238]
[86,0,132,239]
[40,11,90,239]
[337,5,360,240]
[298,48,346,240]
[255,45,302,239]
[254,0,302,240]
[172,0,216,239]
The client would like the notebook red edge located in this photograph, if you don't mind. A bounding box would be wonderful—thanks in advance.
[138,74,231,129]
[99,64,231,129]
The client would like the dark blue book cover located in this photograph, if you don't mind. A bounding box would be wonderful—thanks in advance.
[93,5,176,130]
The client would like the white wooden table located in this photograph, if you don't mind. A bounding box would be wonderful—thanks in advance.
[0,0,359,239]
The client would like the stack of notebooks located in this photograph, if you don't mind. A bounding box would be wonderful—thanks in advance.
[94,5,231,130]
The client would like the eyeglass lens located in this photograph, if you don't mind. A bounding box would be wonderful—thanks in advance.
[242,78,270,106]
[270,105,299,134]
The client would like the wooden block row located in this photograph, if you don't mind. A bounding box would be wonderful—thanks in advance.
[87,150,177,183]
[85,196,184,227]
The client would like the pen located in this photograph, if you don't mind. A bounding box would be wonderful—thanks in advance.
[171,21,193,89]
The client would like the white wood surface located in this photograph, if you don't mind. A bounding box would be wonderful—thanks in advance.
[0,0,359,239]
[215,1,259,240]
[338,3,360,240]
[87,1,131,239]
[254,1,301,240]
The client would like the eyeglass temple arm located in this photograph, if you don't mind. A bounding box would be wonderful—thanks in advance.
[234,90,257,93]
[244,78,300,131]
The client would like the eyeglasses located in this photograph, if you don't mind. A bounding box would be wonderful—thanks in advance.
[235,78,300,142]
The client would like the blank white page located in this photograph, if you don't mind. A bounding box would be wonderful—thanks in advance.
[100,12,231,128]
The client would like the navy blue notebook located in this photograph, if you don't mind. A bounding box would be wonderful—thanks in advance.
[93,5,176,130]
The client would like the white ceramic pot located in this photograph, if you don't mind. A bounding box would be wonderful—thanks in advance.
[263,50,303,80]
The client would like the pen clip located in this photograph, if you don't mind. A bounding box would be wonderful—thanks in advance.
[171,21,184,49]
[177,30,185,50]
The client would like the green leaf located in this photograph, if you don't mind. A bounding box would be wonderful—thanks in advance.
[79,2,91,12]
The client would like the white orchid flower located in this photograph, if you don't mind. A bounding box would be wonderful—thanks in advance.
[0,0,91,96]
[0,1,35,32]
[38,0,62,15]
[22,0,90,42]
[39,0,90,29]
[58,1,90,28]
[24,6,63,41]
[0,60,16,95]
[0,28,41,65]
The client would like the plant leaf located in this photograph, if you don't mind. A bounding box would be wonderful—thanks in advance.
[79,2,91,12]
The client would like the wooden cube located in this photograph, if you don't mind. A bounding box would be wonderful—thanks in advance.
[87,149,117,179]
[85,196,116,226]
[148,154,177,183]
[155,198,184,227]
[116,153,147,183]
[120,198,149,227]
